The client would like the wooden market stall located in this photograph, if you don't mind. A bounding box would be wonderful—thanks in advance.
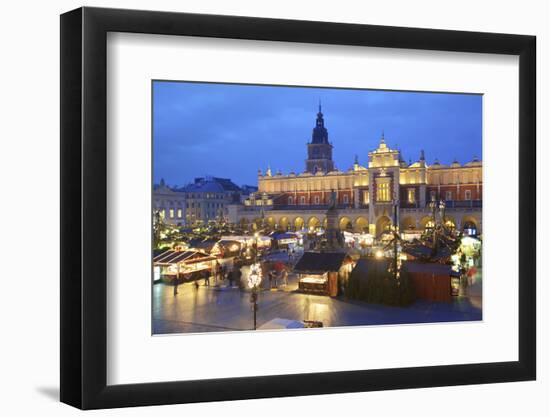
[293,251,354,296]
[153,250,217,283]
[402,261,460,302]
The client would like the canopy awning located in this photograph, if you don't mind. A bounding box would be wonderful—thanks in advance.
[153,250,216,265]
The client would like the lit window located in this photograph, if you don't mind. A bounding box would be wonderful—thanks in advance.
[407,188,416,203]
[376,181,390,202]
[465,190,472,200]
[177,209,182,218]
[159,209,165,219]
[169,209,174,218]
[363,191,369,204]
[445,191,452,201]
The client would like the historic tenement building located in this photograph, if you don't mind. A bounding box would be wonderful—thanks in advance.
[228,106,482,236]
[154,177,253,226]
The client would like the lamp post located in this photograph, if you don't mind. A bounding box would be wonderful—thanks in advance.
[248,263,262,330]
[392,199,399,280]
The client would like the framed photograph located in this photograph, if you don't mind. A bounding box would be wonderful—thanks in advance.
[60,6,536,409]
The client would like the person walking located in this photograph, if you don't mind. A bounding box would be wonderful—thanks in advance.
[234,267,242,288]
[273,270,278,288]
[228,269,234,288]
[173,275,179,296]
[213,261,220,285]
[203,269,210,287]
[282,268,288,287]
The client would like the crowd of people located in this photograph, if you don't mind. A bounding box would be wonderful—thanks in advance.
[172,258,294,295]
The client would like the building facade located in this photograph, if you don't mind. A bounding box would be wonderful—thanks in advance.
[228,108,482,236]
[154,177,247,226]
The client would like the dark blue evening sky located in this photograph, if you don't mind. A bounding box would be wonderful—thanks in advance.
[153,81,482,187]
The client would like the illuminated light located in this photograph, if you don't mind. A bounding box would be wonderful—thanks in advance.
[229,244,239,252]
[153,266,161,282]
[375,250,384,259]
[247,263,262,288]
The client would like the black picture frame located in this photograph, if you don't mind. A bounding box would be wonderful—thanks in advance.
[60,6,536,410]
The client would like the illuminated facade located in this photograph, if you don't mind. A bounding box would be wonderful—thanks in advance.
[154,177,251,226]
[228,107,482,236]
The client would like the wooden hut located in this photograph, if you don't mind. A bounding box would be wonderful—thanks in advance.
[293,252,353,296]
[402,261,460,302]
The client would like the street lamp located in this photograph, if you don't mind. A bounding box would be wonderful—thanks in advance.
[248,263,262,330]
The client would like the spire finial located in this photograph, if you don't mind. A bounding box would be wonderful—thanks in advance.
[420,149,425,161]
[354,154,359,165]
[318,99,322,114]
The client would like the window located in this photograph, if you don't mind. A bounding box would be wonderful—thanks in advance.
[465,190,472,200]
[343,195,349,204]
[177,209,183,218]
[445,191,452,201]
[288,196,293,205]
[430,191,436,201]
[169,209,174,218]
[362,190,369,204]
[300,196,306,205]
[376,181,391,202]
[407,188,416,204]
[314,196,320,204]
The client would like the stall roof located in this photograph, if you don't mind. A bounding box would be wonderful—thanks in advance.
[153,250,214,265]
[402,261,459,276]
[294,252,348,274]
[402,261,460,275]
[270,232,297,240]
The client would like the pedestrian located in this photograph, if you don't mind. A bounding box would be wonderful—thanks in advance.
[235,267,242,288]
[194,279,199,291]
[268,270,273,289]
[228,269,234,287]
[282,268,288,287]
[203,269,210,286]
[213,261,220,285]
[273,270,278,288]
[173,275,179,296]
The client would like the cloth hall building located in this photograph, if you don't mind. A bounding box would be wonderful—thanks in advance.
[227,105,482,237]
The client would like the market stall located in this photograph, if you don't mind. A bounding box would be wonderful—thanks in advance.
[153,250,217,283]
[293,252,353,296]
